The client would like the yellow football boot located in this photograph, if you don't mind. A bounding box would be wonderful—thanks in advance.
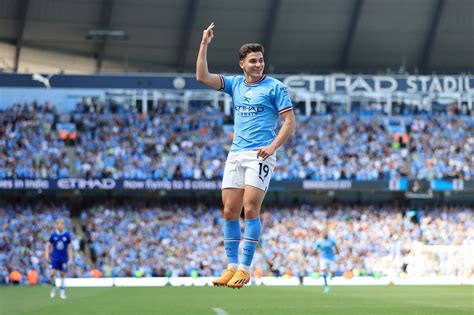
[212,268,236,287]
[226,269,250,289]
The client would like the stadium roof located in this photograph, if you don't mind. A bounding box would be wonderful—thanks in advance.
[0,0,473,74]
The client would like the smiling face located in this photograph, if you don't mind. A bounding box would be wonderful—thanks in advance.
[238,43,265,81]
[240,52,265,78]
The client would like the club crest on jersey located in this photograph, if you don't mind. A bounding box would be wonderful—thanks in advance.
[245,90,253,98]
[56,241,65,250]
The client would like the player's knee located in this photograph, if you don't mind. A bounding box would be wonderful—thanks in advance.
[243,199,260,214]
[243,207,258,219]
[223,208,240,220]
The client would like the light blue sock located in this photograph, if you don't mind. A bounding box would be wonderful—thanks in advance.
[224,220,241,267]
[241,218,262,267]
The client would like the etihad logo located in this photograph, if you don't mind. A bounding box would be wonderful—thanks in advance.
[57,178,116,190]
[235,105,264,117]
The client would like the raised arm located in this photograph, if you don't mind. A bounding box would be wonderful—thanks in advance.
[196,22,222,90]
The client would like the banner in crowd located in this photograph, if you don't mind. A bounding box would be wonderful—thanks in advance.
[0,73,472,93]
[0,178,471,191]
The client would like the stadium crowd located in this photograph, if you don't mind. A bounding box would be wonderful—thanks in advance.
[72,105,227,180]
[2,203,472,284]
[0,103,71,179]
[1,101,472,181]
[407,115,473,180]
[81,204,472,279]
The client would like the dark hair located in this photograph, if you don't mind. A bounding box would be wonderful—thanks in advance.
[239,43,264,60]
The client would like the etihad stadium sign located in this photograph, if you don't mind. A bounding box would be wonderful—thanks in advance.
[0,73,472,93]
[283,75,474,94]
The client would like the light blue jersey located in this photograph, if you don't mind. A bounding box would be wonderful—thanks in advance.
[219,75,293,151]
[316,236,337,261]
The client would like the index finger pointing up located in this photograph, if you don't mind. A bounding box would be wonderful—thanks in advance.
[206,22,215,31]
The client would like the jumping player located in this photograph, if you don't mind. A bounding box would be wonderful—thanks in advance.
[196,22,296,289]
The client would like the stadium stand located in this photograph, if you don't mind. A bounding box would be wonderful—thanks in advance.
[1,202,471,284]
[1,101,472,181]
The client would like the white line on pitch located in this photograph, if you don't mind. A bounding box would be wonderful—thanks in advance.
[212,307,229,315]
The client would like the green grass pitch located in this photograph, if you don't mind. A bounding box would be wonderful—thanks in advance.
[1,285,472,315]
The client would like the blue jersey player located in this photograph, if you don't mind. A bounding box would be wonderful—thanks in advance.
[196,22,296,289]
[316,230,339,293]
[45,218,73,299]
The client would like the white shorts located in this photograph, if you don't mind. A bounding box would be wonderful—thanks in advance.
[221,150,277,192]
[320,258,336,271]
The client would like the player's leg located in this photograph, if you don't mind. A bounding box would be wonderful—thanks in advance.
[214,153,246,287]
[59,270,67,299]
[227,185,265,289]
[240,185,265,270]
[326,262,337,293]
[320,259,330,293]
[49,269,57,298]
[213,188,244,286]
[223,188,244,269]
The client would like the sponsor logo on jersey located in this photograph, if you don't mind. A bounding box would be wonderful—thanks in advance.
[235,105,264,117]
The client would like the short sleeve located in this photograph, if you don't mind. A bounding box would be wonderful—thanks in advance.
[219,75,235,95]
[315,241,321,251]
[49,234,54,243]
[66,233,71,245]
[273,82,293,115]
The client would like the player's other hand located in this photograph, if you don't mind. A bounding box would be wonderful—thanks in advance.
[254,145,276,160]
[201,22,215,45]
[69,261,74,268]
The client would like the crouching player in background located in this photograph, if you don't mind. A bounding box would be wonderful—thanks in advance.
[316,229,339,293]
[45,218,73,299]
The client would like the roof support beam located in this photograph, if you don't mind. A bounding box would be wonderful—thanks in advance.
[95,0,115,73]
[339,0,364,71]
[14,0,29,72]
[175,0,199,72]
[419,0,445,72]
[262,0,282,67]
